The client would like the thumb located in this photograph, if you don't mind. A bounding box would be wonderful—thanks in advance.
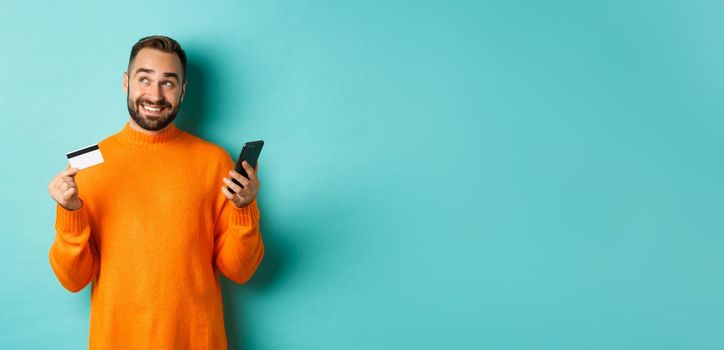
[64,165,80,177]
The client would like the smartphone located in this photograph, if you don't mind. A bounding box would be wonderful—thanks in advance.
[228,140,264,194]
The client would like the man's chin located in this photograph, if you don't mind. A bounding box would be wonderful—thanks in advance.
[132,114,174,131]
[145,120,169,130]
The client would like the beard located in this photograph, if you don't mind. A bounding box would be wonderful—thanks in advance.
[127,90,181,132]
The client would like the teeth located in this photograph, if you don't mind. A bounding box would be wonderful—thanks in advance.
[142,105,162,112]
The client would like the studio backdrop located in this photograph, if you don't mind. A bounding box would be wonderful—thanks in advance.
[1,0,723,349]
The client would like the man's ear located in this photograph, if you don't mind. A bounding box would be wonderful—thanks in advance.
[123,72,129,94]
[180,80,187,102]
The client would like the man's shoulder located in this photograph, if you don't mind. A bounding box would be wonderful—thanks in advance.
[178,130,232,161]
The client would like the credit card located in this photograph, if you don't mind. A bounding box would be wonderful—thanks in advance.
[67,144,104,170]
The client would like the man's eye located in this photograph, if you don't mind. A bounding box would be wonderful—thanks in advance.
[162,81,174,87]
[139,78,150,84]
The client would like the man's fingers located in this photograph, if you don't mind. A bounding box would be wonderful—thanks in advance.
[59,170,79,183]
[53,189,64,201]
[63,182,77,193]
[48,178,59,193]
[228,170,250,187]
[221,186,243,203]
[49,175,77,194]
[223,177,244,194]
[63,167,80,177]
[221,186,234,200]
[62,187,77,200]
[50,178,64,193]
[242,161,258,181]
[60,178,77,190]
[48,167,80,205]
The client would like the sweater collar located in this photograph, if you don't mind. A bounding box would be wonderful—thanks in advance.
[116,122,182,146]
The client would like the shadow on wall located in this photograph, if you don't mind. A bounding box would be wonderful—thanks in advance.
[178,50,289,350]
[222,203,290,350]
[220,198,335,349]
[175,53,212,139]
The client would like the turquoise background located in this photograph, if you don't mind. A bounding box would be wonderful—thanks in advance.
[1,0,723,349]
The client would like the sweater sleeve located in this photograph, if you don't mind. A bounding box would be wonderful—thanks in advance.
[213,198,265,284]
[48,203,100,293]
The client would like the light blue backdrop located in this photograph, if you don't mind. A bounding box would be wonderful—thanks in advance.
[1,1,723,349]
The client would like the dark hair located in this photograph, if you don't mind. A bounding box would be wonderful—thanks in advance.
[128,35,187,81]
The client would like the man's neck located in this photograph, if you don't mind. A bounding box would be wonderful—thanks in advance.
[127,117,173,135]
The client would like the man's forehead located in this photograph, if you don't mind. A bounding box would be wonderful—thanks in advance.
[130,48,183,75]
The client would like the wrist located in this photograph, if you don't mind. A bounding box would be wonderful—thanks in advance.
[62,198,83,211]
[230,199,260,226]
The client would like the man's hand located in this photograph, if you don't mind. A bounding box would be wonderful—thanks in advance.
[48,166,83,211]
[221,161,260,208]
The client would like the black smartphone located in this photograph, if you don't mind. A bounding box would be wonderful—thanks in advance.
[228,140,264,194]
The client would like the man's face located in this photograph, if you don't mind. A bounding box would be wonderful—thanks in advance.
[123,48,186,131]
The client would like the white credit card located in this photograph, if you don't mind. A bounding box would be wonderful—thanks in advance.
[67,144,104,170]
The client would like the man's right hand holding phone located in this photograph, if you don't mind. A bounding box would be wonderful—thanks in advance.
[48,167,83,211]
[221,161,260,209]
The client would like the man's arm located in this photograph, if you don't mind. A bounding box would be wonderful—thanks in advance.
[47,167,99,293]
[48,204,100,292]
[213,158,265,284]
[213,198,265,284]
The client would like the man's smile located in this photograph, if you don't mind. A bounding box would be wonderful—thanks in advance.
[140,103,168,115]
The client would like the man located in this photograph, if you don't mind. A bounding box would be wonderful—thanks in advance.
[47,35,264,349]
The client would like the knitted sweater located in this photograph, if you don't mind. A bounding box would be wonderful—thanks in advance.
[48,122,264,349]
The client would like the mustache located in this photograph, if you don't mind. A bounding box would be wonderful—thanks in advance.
[137,99,171,108]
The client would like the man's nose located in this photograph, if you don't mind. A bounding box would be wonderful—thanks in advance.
[147,84,164,102]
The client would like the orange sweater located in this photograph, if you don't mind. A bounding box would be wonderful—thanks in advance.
[48,122,264,349]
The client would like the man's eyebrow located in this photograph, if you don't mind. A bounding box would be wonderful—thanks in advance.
[163,72,180,81]
[134,68,155,76]
[133,68,180,81]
